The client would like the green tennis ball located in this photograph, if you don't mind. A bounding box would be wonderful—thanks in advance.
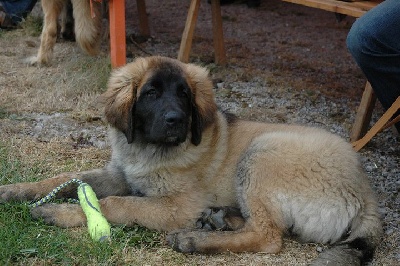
[77,183,111,241]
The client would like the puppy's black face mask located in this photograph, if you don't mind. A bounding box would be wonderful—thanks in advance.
[127,68,197,146]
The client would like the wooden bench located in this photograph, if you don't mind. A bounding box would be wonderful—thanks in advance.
[282,0,382,17]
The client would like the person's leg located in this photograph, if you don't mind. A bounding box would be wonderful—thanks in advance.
[0,0,38,24]
[347,0,400,132]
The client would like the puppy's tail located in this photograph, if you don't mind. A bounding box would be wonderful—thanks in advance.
[311,195,382,266]
[71,0,102,56]
[311,238,378,266]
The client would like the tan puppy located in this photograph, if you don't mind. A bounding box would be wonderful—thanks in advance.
[27,0,102,65]
[0,56,381,265]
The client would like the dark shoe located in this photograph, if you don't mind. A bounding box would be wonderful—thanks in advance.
[0,10,16,29]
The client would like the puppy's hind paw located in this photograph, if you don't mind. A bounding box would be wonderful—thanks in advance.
[166,230,198,254]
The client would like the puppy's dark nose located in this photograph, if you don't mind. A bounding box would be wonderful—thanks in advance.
[165,111,184,126]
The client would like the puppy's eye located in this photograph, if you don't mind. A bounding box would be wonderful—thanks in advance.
[178,86,189,98]
[146,89,157,97]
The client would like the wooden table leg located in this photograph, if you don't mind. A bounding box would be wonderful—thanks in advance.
[211,0,226,65]
[178,0,201,63]
[352,96,400,151]
[350,82,377,142]
[137,0,150,37]
[109,0,126,68]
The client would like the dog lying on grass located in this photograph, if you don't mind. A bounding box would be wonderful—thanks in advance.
[0,56,382,265]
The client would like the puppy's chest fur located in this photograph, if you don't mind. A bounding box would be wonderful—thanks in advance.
[109,125,235,203]
[125,174,165,197]
[124,170,191,197]
[110,129,205,197]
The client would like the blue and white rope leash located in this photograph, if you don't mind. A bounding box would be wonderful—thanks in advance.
[29,178,82,207]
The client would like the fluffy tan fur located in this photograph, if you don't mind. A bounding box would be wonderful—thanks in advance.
[26,0,102,65]
[0,56,381,265]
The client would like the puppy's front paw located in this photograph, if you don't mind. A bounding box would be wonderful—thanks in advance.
[0,183,40,202]
[30,203,86,228]
[0,184,17,202]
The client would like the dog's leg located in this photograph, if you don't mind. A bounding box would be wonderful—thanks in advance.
[0,168,130,202]
[1,168,133,228]
[28,192,207,230]
[0,172,75,202]
[1,171,206,230]
[26,0,66,65]
[96,193,207,232]
[167,201,283,254]
[71,0,102,56]
[167,142,286,254]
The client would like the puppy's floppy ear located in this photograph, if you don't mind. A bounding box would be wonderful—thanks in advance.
[191,101,202,146]
[125,102,136,144]
[185,63,217,145]
[99,57,150,142]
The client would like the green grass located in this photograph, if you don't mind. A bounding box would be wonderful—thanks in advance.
[0,143,162,265]
[20,15,43,37]
[0,107,8,119]
[0,145,44,184]
[63,55,112,94]
[0,204,162,265]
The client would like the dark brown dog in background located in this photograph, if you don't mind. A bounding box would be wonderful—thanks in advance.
[0,56,382,265]
[26,0,102,65]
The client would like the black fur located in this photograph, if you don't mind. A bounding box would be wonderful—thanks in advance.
[221,110,238,125]
[126,102,136,144]
[311,237,377,266]
[128,67,194,146]
[60,0,75,41]
[190,103,202,146]
[347,237,375,264]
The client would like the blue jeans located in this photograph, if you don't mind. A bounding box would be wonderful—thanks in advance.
[346,0,400,132]
[0,0,37,24]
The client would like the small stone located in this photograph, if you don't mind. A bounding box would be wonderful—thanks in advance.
[385,228,394,235]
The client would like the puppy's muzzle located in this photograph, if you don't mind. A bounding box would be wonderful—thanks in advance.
[162,110,188,144]
[165,111,185,127]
